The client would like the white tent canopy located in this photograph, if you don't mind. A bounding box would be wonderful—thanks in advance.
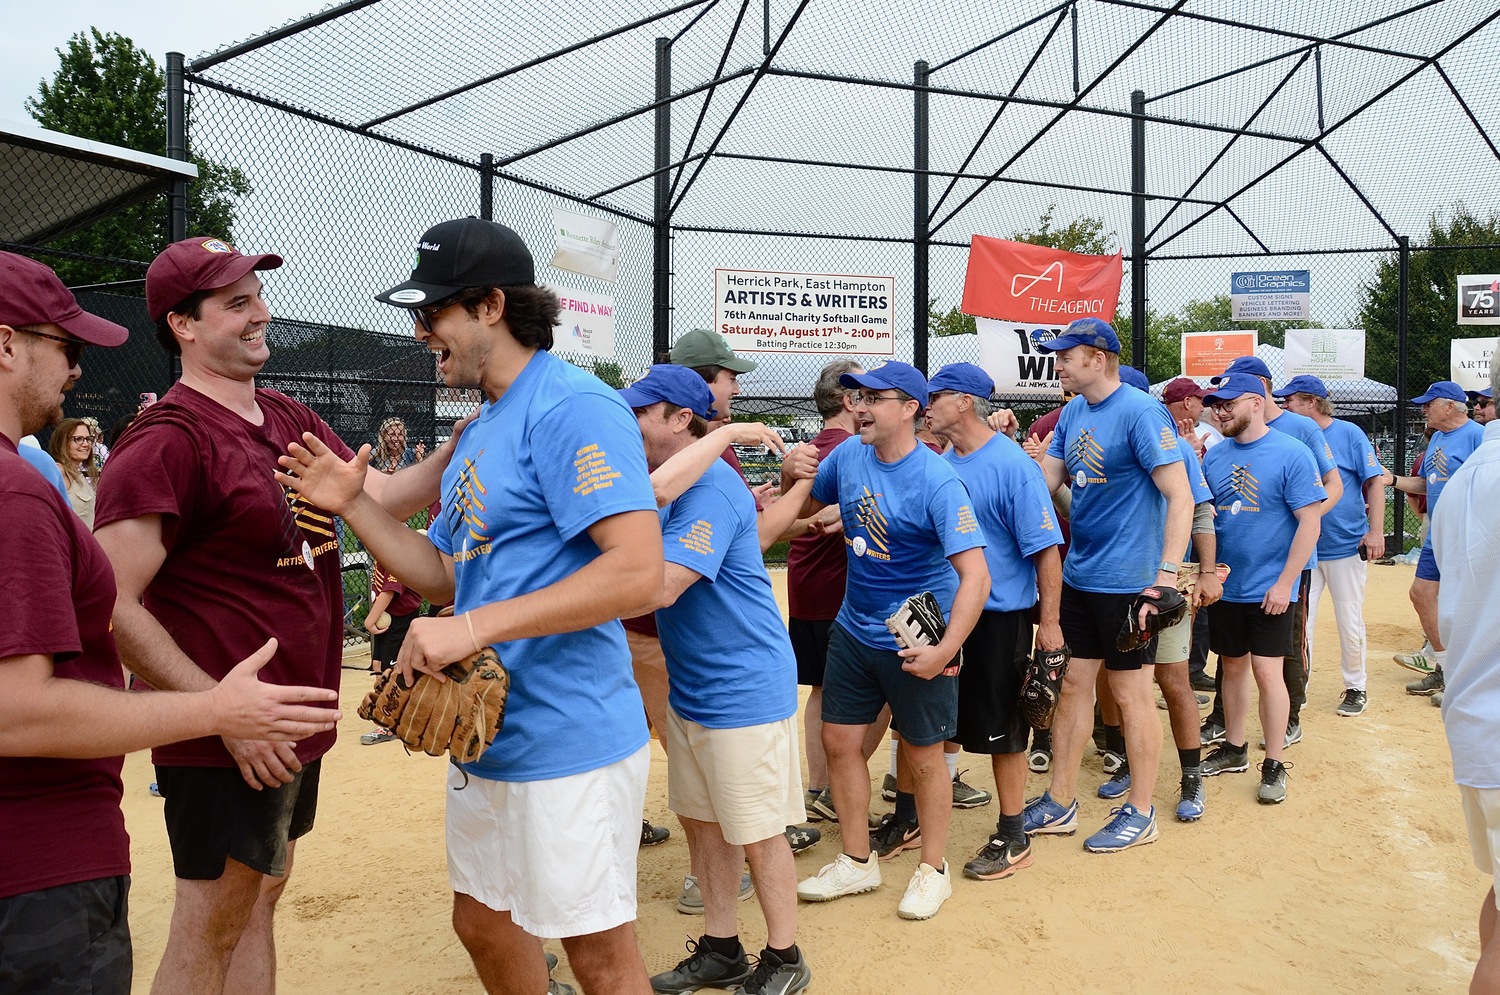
[1150,343,1397,413]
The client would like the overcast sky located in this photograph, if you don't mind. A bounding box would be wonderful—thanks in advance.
[0,0,323,121]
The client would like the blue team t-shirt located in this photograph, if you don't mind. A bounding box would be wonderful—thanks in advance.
[655,460,798,729]
[16,443,68,498]
[944,434,1062,612]
[1266,408,1336,569]
[1202,430,1327,603]
[1421,420,1485,549]
[1046,385,1184,593]
[811,437,986,650]
[1317,419,1383,560]
[429,350,656,782]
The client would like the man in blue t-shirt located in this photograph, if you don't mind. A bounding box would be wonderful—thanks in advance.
[784,361,989,922]
[1198,355,1342,752]
[1381,380,1486,702]
[1276,376,1385,717]
[1021,319,1193,855]
[923,362,1063,882]
[620,365,813,995]
[1198,374,1326,805]
[283,219,664,995]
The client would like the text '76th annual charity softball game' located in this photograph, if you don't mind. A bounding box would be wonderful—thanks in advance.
[714,267,896,355]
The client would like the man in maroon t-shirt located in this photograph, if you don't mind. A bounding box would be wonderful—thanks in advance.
[0,252,338,992]
[93,239,458,995]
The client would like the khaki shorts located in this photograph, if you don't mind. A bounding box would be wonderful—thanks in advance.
[1460,785,1500,909]
[665,707,806,846]
[1153,607,1194,665]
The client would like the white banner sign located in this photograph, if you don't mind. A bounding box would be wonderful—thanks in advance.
[1230,269,1310,321]
[975,318,1066,397]
[714,268,895,355]
[1283,328,1365,379]
[550,284,616,359]
[550,208,620,283]
[1451,337,1498,391]
[1457,274,1500,325]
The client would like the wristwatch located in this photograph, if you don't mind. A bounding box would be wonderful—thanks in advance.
[1158,561,1181,574]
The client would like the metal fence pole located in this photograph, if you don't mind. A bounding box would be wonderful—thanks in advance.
[166,52,188,383]
[479,153,494,220]
[1393,234,1410,547]
[1130,88,1146,370]
[653,36,673,364]
[913,59,930,375]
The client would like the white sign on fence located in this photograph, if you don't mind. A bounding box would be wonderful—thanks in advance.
[1451,336,1498,391]
[1283,328,1365,379]
[714,268,895,354]
[550,208,620,282]
[550,283,617,358]
[1230,269,1310,321]
[975,317,1068,397]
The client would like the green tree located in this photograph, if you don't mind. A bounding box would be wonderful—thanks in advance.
[928,298,975,337]
[1358,204,1500,391]
[26,29,251,285]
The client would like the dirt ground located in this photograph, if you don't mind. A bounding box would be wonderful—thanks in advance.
[120,563,1486,994]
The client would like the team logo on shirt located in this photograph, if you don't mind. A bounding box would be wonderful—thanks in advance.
[1428,446,1449,485]
[1222,464,1261,515]
[847,487,891,559]
[448,452,494,562]
[1070,428,1107,487]
[274,485,338,569]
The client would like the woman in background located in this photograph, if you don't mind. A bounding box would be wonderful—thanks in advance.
[47,417,99,527]
[369,416,425,474]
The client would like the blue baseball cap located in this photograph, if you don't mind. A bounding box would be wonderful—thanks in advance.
[619,364,716,419]
[1211,355,1272,383]
[840,361,930,407]
[1118,365,1150,392]
[1411,380,1467,404]
[1272,374,1328,399]
[1469,386,1494,400]
[1033,317,1120,354]
[1202,372,1267,405]
[928,362,994,398]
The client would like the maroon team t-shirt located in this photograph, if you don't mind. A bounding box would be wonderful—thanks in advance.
[0,439,130,900]
[95,383,353,768]
[786,428,852,620]
[373,560,423,617]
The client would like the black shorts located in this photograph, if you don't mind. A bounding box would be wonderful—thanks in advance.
[0,876,131,993]
[1059,583,1152,671]
[954,609,1032,755]
[822,623,958,747]
[371,609,417,664]
[788,617,835,687]
[1207,601,1297,659]
[156,758,321,880]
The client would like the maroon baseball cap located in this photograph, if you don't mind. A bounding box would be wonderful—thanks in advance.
[1162,377,1208,403]
[0,251,128,346]
[146,237,283,322]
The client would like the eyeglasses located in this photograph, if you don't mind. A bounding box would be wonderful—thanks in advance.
[853,392,905,408]
[1208,397,1251,415]
[16,327,85,366]
[409,300,458,335]
[69,433,93,444]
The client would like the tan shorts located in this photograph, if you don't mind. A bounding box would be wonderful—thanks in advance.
[1154,607,1195,665]
[1460,785,1500,909]
[665,706,806,846]
[627,629,670,742]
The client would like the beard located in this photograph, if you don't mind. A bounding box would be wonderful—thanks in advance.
[1221,412,1252,438]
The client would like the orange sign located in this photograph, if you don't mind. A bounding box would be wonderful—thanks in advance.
[961,236,1123,323]
[1181,330,1258,378]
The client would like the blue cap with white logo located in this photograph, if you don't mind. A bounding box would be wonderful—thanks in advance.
[840,361,931,407]
[1203,372,1267,405]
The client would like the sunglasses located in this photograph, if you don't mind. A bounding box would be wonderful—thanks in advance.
[409,300,459,335]
[17,327,85,366]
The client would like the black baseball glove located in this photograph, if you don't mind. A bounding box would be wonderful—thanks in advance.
[1020,644,1070,730]
[1116,586,1189,652]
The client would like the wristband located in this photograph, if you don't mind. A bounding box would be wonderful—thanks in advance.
[465,612,482,654]
[1158,561,1181,575]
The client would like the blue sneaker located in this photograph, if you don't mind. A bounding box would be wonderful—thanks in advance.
[1097,770,1131,800]
[1175,771,1205,822]
[1084,803,1159,853]
[1022,791,1079,836]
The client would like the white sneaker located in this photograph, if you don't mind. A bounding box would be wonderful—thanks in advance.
[797,852,881,902]
[896,860,952,920]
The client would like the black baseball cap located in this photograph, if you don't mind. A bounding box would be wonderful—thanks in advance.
[375,217,536,307]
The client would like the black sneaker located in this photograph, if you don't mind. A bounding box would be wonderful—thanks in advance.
[784,825,820,853]
[1336,688,1367,717]
[962,836,1033,881]
[641,819,670,847]
[1190,672,1216,692]
[1201,743,1250,777]
[740,946,812,995]
[649,937,752,994]
[1200,717,1227,747]
[1406,669,1444,696]
[870,813,922,860]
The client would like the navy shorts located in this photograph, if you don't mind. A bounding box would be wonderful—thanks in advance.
[788,616,835,687]
[1416,543,1440,581]
[0,876,131,994]
[1059,583,1153,671]
[157,758,321,880]
[1207,600,1297,659]
[821,622,958,747]
[954,609,1032,755]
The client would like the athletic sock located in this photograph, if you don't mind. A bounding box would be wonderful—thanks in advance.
[845,852,870,864]
[702,934,742,958]
[768,943,800,964]
[1227,741,1248,753]
[888,739,899,777]
[1431,648,1446,669]
[1104,724,1125,756]
[894,790,918,825]
[944,750,958,780]
[1179,747,1201,770]
[996,812,1026,848]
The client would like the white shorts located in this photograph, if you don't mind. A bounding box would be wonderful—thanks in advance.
[446,745,649,937]
[665,706,806,846]
[1460,784,1500,909]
